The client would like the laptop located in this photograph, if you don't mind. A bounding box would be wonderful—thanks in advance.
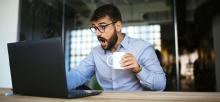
[7,37,102,98]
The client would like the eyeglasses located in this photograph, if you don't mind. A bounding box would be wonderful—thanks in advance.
[90,22,116,33]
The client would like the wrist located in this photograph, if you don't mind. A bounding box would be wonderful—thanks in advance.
[134,66,142,74]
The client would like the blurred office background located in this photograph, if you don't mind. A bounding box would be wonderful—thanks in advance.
[1,0,220,92]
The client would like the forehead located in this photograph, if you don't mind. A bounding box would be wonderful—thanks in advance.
[91,16,112,25]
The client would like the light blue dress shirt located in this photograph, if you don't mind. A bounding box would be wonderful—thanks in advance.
[69,35,166,91]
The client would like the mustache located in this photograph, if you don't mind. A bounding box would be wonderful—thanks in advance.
[97,36,107,42]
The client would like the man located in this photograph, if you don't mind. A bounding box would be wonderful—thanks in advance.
[70,4,166,91]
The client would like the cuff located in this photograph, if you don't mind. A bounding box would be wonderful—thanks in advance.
[136,65,149,81]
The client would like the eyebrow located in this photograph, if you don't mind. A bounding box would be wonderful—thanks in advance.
[91,22,107,27]
[98,22,107,25]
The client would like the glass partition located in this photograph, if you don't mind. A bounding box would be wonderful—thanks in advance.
[19,0,63,41]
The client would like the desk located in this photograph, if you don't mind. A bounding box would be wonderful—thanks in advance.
[1,88,220,102]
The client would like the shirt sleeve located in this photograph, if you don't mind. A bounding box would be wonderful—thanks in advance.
[69,50,95,89]
[136,46,166,91]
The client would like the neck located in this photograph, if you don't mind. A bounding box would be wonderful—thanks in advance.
[111,33,125,52]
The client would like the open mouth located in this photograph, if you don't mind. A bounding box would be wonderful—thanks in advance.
[98,37,106,43]
[98,37,107,47]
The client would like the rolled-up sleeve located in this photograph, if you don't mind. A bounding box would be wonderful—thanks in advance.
[136,46,166,91]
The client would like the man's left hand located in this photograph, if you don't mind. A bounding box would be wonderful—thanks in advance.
[120,53,141,74]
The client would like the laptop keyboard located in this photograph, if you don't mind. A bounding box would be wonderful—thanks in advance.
[68,90,102,98]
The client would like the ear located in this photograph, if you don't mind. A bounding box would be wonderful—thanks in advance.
[115,21,122,32]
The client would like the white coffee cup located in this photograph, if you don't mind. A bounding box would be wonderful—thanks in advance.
[107,52,126,69]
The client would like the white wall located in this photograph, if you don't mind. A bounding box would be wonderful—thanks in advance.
[0,0,19,88]
[213,14,220,92]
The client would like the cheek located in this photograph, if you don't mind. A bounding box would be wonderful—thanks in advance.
[103,30,114,40]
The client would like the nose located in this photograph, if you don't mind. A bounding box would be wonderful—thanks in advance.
[96,30,102,36]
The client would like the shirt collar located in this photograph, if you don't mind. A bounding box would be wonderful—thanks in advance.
[102,34,129,54]
[120,34,129,49]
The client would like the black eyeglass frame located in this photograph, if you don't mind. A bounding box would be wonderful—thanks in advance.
[90,22,116,33]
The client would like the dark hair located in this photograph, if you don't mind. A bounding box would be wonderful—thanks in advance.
[90,4,122,22]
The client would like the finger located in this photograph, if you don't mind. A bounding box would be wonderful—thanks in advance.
[123,64,136,70]
[120,57,133,63]
[122,53,136,62]
[122,53,133,58]
[121,60,133,67]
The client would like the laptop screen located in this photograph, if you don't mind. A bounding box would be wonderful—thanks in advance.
[7,37,69,97]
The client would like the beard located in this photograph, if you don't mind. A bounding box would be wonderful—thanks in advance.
[97,29,118,51]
